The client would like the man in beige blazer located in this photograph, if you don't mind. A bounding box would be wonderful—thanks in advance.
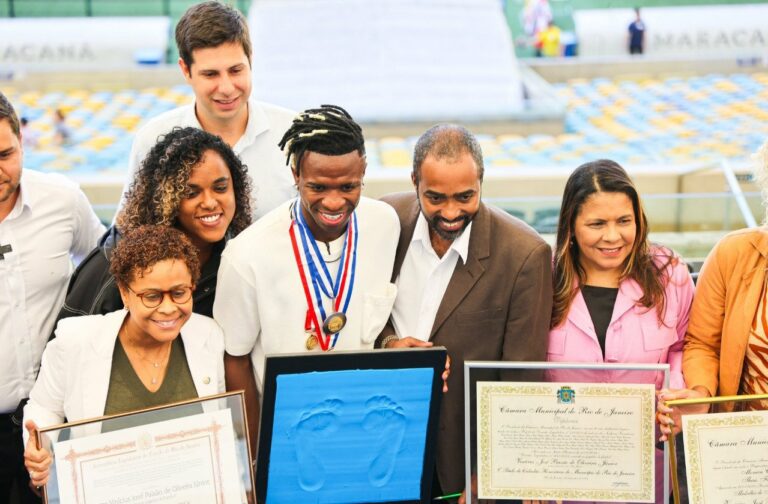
[377,124,553,501]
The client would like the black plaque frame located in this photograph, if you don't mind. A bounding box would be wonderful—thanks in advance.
[255,347,446,504]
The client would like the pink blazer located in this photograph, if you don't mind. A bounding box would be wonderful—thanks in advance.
[546,254,694,504]
[546,254,694,389]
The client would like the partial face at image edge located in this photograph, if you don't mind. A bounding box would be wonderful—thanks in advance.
[0,118,22,214]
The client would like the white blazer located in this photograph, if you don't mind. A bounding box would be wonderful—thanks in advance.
[24,310,225,434]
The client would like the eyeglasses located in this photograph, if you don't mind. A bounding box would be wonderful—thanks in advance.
[126,285,194,308]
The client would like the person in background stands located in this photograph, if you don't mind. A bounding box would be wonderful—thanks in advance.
[52,109,71,146]
[628,8,646,55]
[538,20,562,57]
[19,118,38,150]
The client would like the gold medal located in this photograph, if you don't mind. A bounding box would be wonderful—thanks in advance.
[305,333,319,350]
[322,312,347,335]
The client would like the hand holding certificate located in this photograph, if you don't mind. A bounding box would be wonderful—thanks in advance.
[35,392,253,504]
[656,387,712,441]
[24,420,52,490]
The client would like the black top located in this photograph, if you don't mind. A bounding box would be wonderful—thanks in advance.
[582,285,619,357]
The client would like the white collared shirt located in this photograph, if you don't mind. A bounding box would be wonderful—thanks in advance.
[122,98,298,220]
[391,214,472,342]
[0,169,105,413]
[215,197,400,389]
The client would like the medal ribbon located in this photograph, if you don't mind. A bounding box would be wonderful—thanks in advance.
[328,212,357,346]
[290,200,358,349]
[289,222,327,350]
[295,203,350,300]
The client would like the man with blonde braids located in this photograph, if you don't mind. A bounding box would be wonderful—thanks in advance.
[214,104,400,439]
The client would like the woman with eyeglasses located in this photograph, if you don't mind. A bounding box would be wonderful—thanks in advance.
[53,126,251,325]
[23,225,225,488]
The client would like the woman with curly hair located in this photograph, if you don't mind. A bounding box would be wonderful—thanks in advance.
[23,226,225,489]
[54,126,251,321]
[547,160,694,503]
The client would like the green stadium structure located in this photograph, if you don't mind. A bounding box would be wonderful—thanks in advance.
[1,0,251,17]
[0,0,253,61]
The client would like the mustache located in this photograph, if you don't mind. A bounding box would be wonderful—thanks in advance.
[428,213,472,240]
[433,215,470,226]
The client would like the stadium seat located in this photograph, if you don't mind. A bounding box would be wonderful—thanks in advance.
[9,72,768,175]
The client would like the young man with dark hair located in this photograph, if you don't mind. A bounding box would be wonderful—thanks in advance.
[378,124,553,501]
[214,105,400,443]
[0,92,104,504]
[122,1,296,220]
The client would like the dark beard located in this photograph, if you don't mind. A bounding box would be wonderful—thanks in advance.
[428,214,471,242]
[416,195,474,242]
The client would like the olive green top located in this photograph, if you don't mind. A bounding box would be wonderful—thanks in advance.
[103,336,200,431]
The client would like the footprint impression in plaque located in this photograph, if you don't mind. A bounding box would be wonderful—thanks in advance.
[290,399,342,491]
[363,395,406,487]
[291,395,407,491]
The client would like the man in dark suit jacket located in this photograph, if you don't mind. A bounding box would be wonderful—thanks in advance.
[376,124,552,501]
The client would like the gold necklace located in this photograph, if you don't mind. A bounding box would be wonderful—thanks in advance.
[121,326,173,385]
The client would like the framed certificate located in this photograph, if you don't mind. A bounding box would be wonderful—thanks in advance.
[465,361,670,503]
[476,382,656,501]
[37,391,253,504]
[255,348,447,504]
[682,409,768,503]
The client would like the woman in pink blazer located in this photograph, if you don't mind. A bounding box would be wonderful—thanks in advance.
[547,160,694,503]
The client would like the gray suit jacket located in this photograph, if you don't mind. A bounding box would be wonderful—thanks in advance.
[378,192,553,494]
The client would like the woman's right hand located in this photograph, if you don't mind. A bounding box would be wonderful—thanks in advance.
[656,387,711,441]
[24,420,52,488]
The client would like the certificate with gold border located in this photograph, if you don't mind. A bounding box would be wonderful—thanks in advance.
[476,382,655,502]
[682,409,768,503]
[37,392,253,504]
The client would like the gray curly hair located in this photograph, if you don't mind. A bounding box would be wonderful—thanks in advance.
[752,140,768,224]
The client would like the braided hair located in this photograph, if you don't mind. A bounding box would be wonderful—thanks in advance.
[278,104,365,175]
